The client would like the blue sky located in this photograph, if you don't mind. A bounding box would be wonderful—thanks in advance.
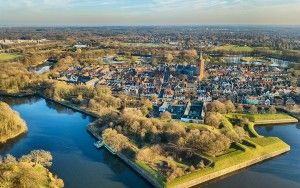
[0,0,299,25]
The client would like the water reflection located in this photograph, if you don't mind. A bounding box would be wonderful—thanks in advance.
[45,100,76,115]
[0,95,41,106]
[0,132,27,154]
[103,150,128,175]
[265,126,274,132]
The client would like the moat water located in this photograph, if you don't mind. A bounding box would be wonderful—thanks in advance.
[0,96,152,188]
[0,96,299,188]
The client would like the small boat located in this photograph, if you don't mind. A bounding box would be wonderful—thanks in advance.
[94,140,104,148]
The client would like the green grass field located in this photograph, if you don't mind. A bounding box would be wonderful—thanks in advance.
[248,137,281,147]
[137,162,166,187]
[227,113,297,124]
[0,53,23,62]
[246,122,261,137]
[240,57,269,63]
[212,45,255,53]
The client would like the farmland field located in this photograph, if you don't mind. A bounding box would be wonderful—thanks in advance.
[212,45,255,53]
[0,53,23,62]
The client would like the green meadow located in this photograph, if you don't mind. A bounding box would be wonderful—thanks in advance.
[0,53,23,62]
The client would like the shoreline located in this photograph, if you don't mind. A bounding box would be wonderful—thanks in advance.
[39,94,100,118]
[0,126,27,144]
[0,99,28,144]
[0,92,294,188]
[254,119,298,125]
[278,107,300,122]
[88,123,163,188]
[227,113,299,125]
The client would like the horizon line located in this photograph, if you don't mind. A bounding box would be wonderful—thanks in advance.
[1,23,300,28]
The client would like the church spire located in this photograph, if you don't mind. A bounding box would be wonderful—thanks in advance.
[198,46,205,81]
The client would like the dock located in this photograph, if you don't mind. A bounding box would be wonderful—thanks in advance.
[94,139,117,155]
[94,140,104,148]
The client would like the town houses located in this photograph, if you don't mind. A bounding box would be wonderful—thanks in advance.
[51,54,298,122]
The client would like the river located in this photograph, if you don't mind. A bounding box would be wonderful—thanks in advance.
[0,96,299,188]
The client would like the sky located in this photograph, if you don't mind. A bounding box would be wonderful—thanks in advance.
[0,0,300,26]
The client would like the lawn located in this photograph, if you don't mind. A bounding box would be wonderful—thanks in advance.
[253,113,297,122]
[227,113,297,124]
[240,57,269,63]
[0,53,23,62]
[137,162,166,187]
[248,137,282,147]
[212,44,255,53]
[246,122,261,137]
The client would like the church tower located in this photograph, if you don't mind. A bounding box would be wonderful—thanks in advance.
[198,51,205,81]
